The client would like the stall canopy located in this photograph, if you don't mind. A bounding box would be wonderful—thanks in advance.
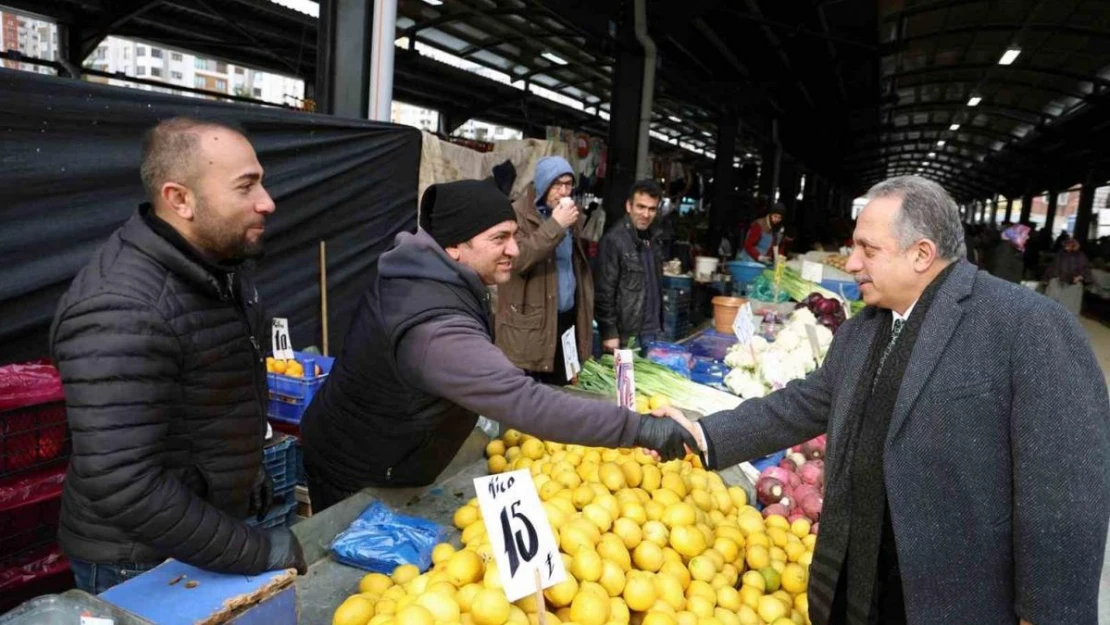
[0,68,422,365]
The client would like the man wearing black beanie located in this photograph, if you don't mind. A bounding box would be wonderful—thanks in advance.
[301,179,699,511]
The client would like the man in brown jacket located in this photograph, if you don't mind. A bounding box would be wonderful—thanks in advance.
[496,156,594,384]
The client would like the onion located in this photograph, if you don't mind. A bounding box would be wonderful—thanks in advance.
[760,466,794,486]
[756,476,785,506]
[761,503,790,519]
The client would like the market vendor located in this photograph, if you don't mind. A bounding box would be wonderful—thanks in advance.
[51,117,306,594]
[300,179,697,512]
[742,202,787,262]
[661,176,1110,625]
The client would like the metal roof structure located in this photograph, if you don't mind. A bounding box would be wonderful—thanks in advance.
[6,0,1110,203]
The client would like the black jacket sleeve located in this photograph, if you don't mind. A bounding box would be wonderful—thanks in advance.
[594,233,622,341]
[51,293,271,574]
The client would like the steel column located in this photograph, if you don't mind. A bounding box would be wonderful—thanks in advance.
[1020,192,1034,224]
[602,2,648,230]
[316,0,375,118]
[1004,197,1014,223]
[1045,190,1059,234]
[1074,170,1100,243]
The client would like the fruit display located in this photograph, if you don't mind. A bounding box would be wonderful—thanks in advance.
[753,437,825,529]
[818,255,849,272]
[722,309,832,400]
[265,357,322,378]
[332,428,818,625]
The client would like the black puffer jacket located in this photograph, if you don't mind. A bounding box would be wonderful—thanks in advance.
[50,207,272,572]
[594,217,664,344]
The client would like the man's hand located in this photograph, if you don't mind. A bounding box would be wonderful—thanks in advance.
[602,338,620,353]
[552,198,580,229]
[651,406,705,452]
[249,468,274,522]
[266,527,307,575]
[633,409,700,461]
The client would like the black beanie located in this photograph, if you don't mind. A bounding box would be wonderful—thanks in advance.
[419,178,517,249]
[770,202,787,216]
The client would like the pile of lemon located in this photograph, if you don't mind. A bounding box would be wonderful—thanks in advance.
[332,429,816,625]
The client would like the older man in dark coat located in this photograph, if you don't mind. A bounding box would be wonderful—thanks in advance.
[662,176,1110,625]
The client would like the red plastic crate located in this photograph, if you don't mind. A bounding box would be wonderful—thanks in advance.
[0,545,72,613]
[0,362,69,481]
[0,466,66,566]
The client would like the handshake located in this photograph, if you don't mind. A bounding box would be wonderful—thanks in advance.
[631,407,706,462]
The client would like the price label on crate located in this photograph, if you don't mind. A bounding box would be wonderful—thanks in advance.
[801,260,824,283]
[271,318,295,361]
[732,302,756,344]
[473,469,566,602]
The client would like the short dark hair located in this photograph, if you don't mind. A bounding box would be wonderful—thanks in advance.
[628,179,663,203]
[139,117,246,202]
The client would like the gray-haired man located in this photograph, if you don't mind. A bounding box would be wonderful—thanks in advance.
[662,176,1110,625]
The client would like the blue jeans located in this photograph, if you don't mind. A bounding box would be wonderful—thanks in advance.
[70,558,160,594]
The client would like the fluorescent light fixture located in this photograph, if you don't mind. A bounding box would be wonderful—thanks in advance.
[702,131,712,137]
[949,123,961,131]
[745,152,753,158]
[967,96,982,107]
[541,52,567,66]
[668,115,682,123]
[937,140,946,147]
[422,0,443,5]
[998,48,1021,65]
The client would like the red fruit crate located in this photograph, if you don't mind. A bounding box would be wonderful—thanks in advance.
[0,362,69,480]
[0,466,66,566]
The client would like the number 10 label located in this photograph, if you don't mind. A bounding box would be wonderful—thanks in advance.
[473,469,567,602]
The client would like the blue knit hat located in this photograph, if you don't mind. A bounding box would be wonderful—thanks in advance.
[533,156,575,200]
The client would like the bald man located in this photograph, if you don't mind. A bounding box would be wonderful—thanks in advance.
[51,117,305,594]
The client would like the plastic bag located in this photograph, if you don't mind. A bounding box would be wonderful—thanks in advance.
[330,501,448,573]
[645,343,693,378]
[0,361,64,412]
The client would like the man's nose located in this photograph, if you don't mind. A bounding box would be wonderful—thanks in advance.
[505,237,520,258]
[256,187,276,215]
[845,246,863,273]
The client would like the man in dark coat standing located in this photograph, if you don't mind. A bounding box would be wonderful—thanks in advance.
[51,118,306,594]
[660,176,1110,625]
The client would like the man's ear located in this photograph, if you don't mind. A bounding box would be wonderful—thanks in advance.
[444,245,461,261]
[913,238,940,272]
[161,182,195,220]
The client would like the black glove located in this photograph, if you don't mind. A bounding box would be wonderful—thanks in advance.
[249,468,274,522]
[633,415,699,461]
[266,527,307,575]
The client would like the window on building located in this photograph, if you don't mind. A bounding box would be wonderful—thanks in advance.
[195,75,206,89]
[194,58,208,70]
[151,48,163,59]
[151,67,162,77]
[216,79,227,92]
[171,52,183,61]
[216,62,228,74]
[137,46,146,56]
[235,67,244,75]
[253,87,262,97]
[136,66,146,76]
[171,71,183,80]
[123,48,130,60]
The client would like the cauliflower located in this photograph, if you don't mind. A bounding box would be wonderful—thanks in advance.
[789,345,817,374]
[772,327,802,352]
[724,346,757,370]
[788,307,817,327]
[813,324,834,352]
[750,335,770,353]
[725,369,767,399]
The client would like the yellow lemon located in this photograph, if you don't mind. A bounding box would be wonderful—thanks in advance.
[745,545,770,571]
[727,486,749,509]
[738,586,762,611]
[446,549,485,586]
[622,573,658,611]
[620,461,643,488]
[642,613,678,625]
[457,583,483,612]
[633,540,665,572]
[641,465,662,491]
[669,525,708,559]
[454,506,480,530]
[432,543,457,566]
[417,593,461,623]
[599,560,627,597]
[613,517,643,549]
[392,564,420,585]
[472,590,512,625]
[784,542,806,563]
[598,462,627,492]
[488,455,508,474]
[714,608,740,625]
[802,534,817,551]
[736,606,759,625]
[789,518,812,539]
[716,586,742,612]
[572,548,604,582]
[368,615,392,625]
[660,560,691,590]
[736,514,764,537]
[686,596,715,618]
[654,573,686,611]
[583,503,614,533]
[642,521,670,547]
[712,538,739,564]
[687,556,716,583]
[759,567,781,593]
[756,596,788,623]
[360,572,394,595]
[395,605,435,625]
[610,598,631,624]
[662,503,698,529]
[690,489,713,513]
[780,563,807,594]
[597,535,632,572]
[644,500,665,522]
[569,588,611,625]
[544,577,579,608]
[483,561,504,590]
[676,612,698,625]
[333,596,375,625]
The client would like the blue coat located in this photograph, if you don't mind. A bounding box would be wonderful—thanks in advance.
[700,260,1110,624]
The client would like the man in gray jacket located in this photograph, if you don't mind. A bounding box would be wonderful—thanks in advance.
[301,179,696,511]
[662,176,1110,625]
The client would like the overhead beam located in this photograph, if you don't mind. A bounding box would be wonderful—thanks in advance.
[884,63,1110,90]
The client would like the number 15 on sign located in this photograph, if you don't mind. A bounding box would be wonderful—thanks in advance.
[473,470,567,602]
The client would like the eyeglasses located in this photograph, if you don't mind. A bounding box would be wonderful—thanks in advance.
[551,180,574,190]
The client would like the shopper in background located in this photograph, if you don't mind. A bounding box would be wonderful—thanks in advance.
[661,175,1110,625]
[595,179,666,352]
[495,156,593,385]
[743,202,786,262]
[51,117,306,594]
[1044,236,1094,315]
[300,179,698,511]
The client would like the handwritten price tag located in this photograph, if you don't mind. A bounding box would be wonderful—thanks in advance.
[732,302,756,344]
[473,470,566,602]
[271,317,294,360]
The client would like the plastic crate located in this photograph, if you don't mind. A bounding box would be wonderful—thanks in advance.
[661,275,693,290]
[1,362,69,481]
[263,435,298,498]
[0,468,65,566]
[0,547,73,614]
[267,352,334,425]
[245,498,297,530]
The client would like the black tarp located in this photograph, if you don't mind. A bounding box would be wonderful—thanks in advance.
[0,69,421,364]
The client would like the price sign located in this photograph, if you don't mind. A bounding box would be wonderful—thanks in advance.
[561,326,580,382]
[801,260,824,284]
[805,324,823,365]
[271,318,294,360]
[614,349,637,411]
[474,470,566,602]
[732,302,756,344]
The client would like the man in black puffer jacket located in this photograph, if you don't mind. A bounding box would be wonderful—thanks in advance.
[50,117,306,594]
[595,180,666,352]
